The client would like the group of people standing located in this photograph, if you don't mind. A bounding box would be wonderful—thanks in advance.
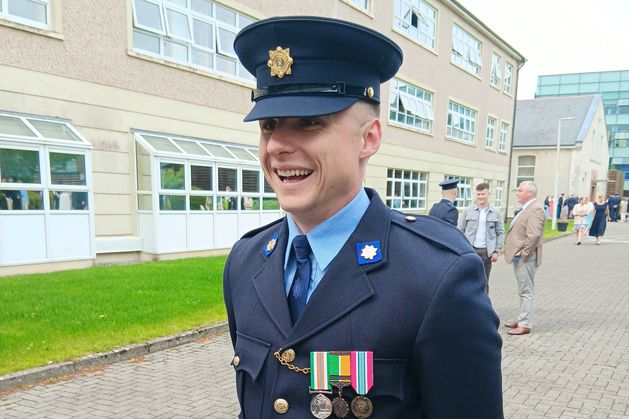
[558,193,626,246]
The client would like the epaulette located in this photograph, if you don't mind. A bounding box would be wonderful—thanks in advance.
[240,216,285,239]
[390,211,473,256]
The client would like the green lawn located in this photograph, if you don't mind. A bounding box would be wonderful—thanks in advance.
[0,256,227,376]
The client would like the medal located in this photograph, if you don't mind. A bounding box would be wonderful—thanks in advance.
[350,396,373,418]
[350,351,374,418]
[310,393,333,418]
[331,383,349,418]
[328,351,351,418]
[310,352,332,418]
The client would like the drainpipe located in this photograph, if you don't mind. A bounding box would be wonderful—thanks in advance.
[504,59,526,222]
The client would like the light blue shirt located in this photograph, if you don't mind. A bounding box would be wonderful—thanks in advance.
[284,189,370,301]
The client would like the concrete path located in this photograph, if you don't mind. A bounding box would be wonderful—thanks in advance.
[1,222,628,418]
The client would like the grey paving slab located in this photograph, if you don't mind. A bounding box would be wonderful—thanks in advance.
[1,222,628,418]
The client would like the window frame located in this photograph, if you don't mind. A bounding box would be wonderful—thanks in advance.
[451,23,482,77]
[490,52,502,88]
[444,175,472,208]
[131,0,255,82]
[516,155,535,186]
[389,78,434,134]
[494,180,504,208]
[446,100,477,144]
[503,62,513,95]
[392,0,437,51]
[499,121,509,153]
[385,168,428,210]
[485,115,496,150]
[0,0,50,30]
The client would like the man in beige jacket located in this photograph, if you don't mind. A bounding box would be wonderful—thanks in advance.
[504,181,546,335]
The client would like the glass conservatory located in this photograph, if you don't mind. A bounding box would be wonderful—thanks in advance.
[0,111,93,266]
[134,131,282,254]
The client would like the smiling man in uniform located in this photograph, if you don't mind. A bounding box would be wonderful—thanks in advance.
[223,16,503,419]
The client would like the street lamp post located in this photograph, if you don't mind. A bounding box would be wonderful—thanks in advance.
[552,116,576,230]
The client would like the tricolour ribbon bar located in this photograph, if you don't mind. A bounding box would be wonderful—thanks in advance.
[350,351,373,395]
[310,351,330,391]
[328,352,351,383]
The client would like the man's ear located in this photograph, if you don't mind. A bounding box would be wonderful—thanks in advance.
[360,117,382,160]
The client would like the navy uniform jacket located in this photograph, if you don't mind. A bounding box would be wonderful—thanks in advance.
[428,198,458,226]
[224,189,503,418]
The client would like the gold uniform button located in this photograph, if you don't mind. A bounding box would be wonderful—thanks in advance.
[281,348,296,363]
[274,398,289,414]
[405,215,417,222]
[232,356,240,367]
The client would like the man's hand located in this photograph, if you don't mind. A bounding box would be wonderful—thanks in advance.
[490,252,499,263]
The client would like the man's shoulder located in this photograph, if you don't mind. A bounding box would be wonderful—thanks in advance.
[390,211,472,256]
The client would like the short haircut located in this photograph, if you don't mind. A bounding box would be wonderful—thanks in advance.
[476,183,489,191]
[520,180,538,196]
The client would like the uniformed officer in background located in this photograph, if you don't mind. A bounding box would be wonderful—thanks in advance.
[224,16,503,419]
[428,178,460,226]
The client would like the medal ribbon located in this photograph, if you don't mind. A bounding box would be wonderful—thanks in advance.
[328,352,351,383]
[350,351,373,395]
[310,351,330,391]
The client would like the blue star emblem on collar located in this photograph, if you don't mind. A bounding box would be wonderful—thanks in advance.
[264,232,279,256]
[356,241,382,265]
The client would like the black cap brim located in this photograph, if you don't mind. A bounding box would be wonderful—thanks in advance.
[243,95,359,122]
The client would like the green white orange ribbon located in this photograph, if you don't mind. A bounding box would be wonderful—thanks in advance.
[310,351,330,391]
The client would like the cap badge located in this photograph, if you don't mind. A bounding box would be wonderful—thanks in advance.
[264,232,279,256]
[356,241,382,265]
[268,46,293,78]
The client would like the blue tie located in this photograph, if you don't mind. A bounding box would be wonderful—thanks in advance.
[288,235,311,325]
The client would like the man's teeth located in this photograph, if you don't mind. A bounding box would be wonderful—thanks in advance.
[277,169,312,177]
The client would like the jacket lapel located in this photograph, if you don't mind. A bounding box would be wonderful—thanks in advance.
[251,220,293,339]
[284,190,390,347]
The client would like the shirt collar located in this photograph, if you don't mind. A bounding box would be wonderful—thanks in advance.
[285,188,370,271]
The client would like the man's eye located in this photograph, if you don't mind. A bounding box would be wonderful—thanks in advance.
[299,118,321,128]
[260,120,277,132]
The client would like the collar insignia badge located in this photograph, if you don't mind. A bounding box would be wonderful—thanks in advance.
[268,46,293,78]
[264,232,279,256]
[356,241,382,265]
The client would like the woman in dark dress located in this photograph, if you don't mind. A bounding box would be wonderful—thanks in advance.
[588,195,608,244]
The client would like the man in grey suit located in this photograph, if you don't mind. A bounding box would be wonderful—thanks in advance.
[458,182,504,293]
[504,181,546,336]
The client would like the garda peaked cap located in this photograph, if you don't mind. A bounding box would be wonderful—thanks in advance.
[234,16,403,122]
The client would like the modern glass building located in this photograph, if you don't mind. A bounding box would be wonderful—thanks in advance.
[536,70,629,192]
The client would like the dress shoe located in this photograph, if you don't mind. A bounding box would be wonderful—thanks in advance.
[507,326,531,336]
[504,320,518,329]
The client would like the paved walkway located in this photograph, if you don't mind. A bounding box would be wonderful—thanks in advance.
[1,222,628,418]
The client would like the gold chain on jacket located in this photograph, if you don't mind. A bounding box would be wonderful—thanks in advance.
[273,349,310,375]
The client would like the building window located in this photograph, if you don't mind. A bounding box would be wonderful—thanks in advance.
[503,62,513,94]
[451,24,482,76]
[516,155,535,186]
[135,131,278,213]
[345,0,369,12]
[389,78,433,133]
[131,0,255,82]
[445,175,472,208]
[499,121,509,152]
[494,180,504,208]
[0,0,49,29]
[490,53,501,87]
[485,116,496,149]
[447,101,476,143]
[393,0,437,50]
[386,168,427,210]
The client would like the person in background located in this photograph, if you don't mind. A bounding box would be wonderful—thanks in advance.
[223,16,503,418]
[458,182,505,293]
[621,197,628,222]
[571,197,593,245]
[608,193,620,222]
[556,193,565,220]
[504,181,545,336]
[566,194,578,219]
[428,178,460,226]
[589,195,608,245]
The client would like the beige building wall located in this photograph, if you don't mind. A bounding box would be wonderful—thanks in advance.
[508,103,608,217]
[0,0,523,273]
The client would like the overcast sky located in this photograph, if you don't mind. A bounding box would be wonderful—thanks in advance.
[460,0,629,99]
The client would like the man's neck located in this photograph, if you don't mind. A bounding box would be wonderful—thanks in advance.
[477,202,489,209]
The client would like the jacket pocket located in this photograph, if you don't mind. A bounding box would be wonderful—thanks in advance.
[344,358,407,401]
[234,331,271,418]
